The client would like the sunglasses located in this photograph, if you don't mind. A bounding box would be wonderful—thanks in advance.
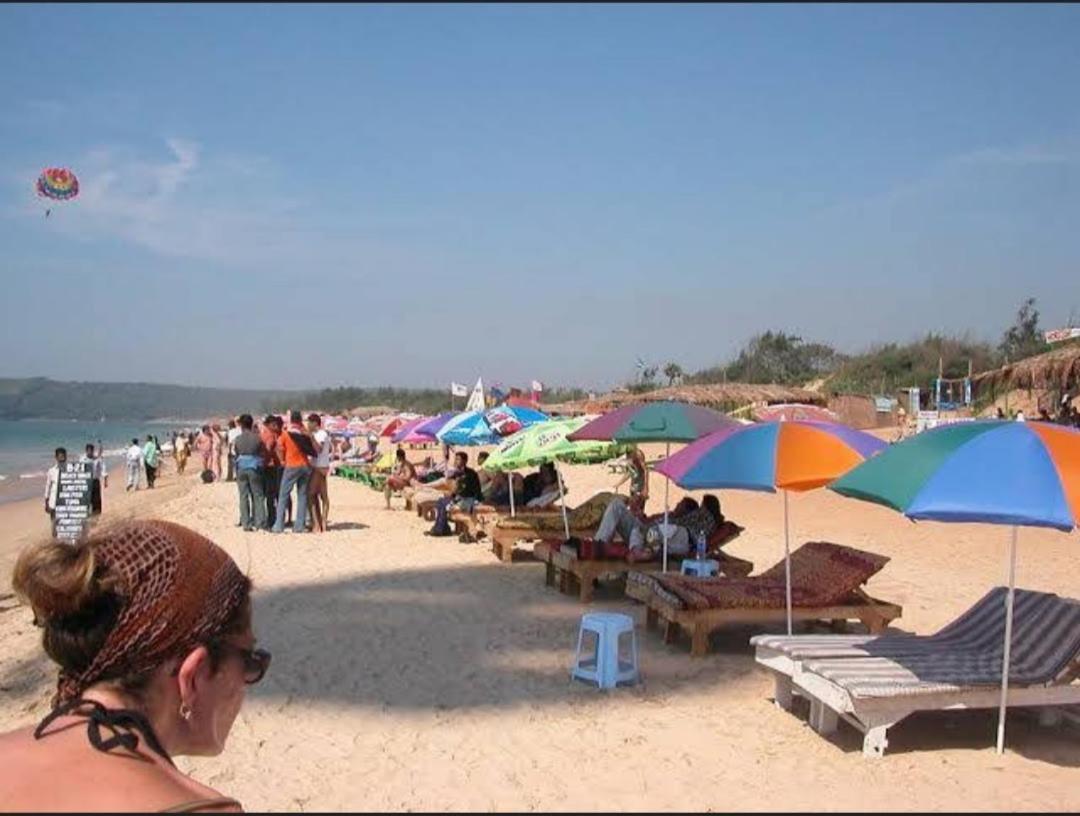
[219,644,272,685]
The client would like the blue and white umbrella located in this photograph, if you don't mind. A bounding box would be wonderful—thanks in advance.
[436,407,549,446]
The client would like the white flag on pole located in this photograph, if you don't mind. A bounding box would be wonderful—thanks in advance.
[530,380,544,393]
[465,377,486,412]
[450,382,468,397]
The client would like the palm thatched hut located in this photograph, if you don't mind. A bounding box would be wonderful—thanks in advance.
[972,344,1080,403]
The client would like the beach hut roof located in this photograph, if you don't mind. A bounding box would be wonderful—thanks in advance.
[972,343,1080,393]
[564,383,828,414]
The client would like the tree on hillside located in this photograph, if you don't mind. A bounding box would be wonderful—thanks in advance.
[663,362,684,386]
[999,297,1050,363]
[690,331,844,386]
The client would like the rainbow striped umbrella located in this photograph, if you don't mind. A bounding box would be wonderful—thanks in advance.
[657,420,887,632]
[830,420,1080,754]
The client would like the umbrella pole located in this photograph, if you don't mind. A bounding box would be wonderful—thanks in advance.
[662,442,671,573]
[555,462,570,540]
[996,525,1018,755]
[509,471,516,518]
[784,490,793,636]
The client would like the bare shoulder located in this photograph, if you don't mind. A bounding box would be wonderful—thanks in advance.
[0,723,237,812]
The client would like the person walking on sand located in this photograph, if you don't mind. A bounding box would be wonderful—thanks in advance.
[211,424,225,480]
[43,447,67,537]
[125,438,143,491]
[78,443,108,516]
[143,435,161,489]
[195,426,214,476]
[305,413,332,532]
[174,432,191,475]
[271,411,315,534]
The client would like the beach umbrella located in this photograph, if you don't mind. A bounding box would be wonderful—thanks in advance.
[484,417,630,529]
[829,419,1080,754]
[437,407,549,447]
[408,412,456,441]
[569,401,740,570]
[656,420,887,633]
[379,413,420,438]
[390,415,430,444]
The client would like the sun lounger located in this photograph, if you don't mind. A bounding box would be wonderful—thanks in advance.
[751,587,1062,710]
[626,541,901,656]
[786,592,1080,757]
[541,525,753,603]
[483,492,618,563]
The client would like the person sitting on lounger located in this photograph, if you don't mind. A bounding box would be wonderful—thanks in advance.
[429,451,483,536]
[384,447,417,509]
[639,494,726,562]
[523,462,562,509]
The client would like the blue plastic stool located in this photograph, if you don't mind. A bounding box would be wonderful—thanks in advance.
[570,612,639,689]
[681,558,720,577]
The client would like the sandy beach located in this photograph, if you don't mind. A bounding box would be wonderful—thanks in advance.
[1,444,1078,812]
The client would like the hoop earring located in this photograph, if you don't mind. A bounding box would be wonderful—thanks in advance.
[179,702,193,721]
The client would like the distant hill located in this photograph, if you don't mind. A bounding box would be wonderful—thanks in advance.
[0,378,297,421]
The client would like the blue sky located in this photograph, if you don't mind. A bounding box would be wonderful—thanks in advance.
[1,4,1078,391]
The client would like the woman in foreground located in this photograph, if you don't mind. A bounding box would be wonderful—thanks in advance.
[0,520,269,812]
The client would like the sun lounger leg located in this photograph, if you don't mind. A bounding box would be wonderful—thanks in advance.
[809,699,838,736]
[774,675,794,711]
[545,561,555,587]
[690,625,709,657]
[862,725,889,759]
[645,607,658,630]
[578,575,594,604]
[662,620,678,645]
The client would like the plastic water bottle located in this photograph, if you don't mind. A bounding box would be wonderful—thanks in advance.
[695,529,707,561]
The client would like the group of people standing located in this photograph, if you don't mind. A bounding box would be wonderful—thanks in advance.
[213,411,333,534]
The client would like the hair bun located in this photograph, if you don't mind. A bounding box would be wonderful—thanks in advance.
[13,539,107,622]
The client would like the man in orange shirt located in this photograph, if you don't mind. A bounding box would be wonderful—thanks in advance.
[271,410,316,533]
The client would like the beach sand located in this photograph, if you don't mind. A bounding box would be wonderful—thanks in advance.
[1,444,1078,811]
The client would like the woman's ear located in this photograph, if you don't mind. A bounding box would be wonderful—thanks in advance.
[176,644,213,707]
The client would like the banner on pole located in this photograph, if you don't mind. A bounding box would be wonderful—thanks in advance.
[450,382,468,397]
[465,378,486,412]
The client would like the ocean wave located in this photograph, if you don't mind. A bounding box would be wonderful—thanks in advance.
[19,471,45,479]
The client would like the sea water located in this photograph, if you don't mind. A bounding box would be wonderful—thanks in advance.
[0,419,197,504]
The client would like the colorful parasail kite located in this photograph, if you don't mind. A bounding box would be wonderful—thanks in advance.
[36,167,79,217]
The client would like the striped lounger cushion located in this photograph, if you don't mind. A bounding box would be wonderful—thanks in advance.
[753,587,1063,662]
[802,594,1080,698]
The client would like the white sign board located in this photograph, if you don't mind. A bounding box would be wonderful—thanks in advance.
[54,462,92,542]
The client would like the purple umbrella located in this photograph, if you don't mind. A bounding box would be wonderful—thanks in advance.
[390,416,430,444]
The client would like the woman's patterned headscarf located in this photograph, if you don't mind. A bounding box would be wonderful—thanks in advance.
[55,520,250,706]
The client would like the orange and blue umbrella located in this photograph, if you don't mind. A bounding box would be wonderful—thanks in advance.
[656,420,887,633]
[657,420,886,492]
[829,419,1080,754]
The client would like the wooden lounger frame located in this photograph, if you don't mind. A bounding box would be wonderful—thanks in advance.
[625,579,902,658]
[531,542,755,603]
[788,657,1080,758]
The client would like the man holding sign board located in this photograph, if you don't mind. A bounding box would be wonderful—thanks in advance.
[43,448,93,541]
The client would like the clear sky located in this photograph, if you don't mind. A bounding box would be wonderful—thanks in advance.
[2,3,1078,391]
